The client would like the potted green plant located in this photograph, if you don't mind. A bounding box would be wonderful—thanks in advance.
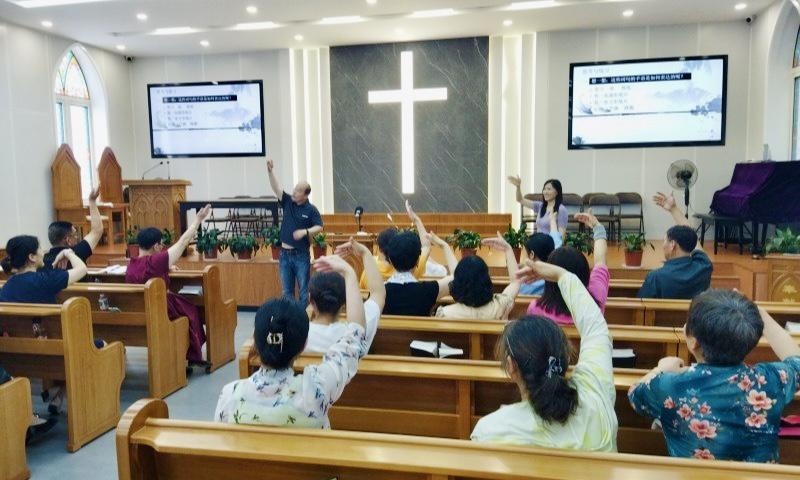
[262,226,282,260]
[312,232,328,259]
[161,229,174,247]
[502,223,528,262]
[196,228,222,260]
[621,232,654,267]
[125,225,140,258]
[565,231,594,256]
[228,234,257,260]
[450,229,481,257]
[766,228,800,255]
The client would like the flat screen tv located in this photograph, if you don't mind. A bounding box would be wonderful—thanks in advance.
[148,80,265,158]
[568,55,727,149]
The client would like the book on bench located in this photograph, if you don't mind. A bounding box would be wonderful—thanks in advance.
[612,348,636,368]
[410,340,464,359]
[178,285,203,296]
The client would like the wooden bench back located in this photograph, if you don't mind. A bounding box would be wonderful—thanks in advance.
[0,377,31,480]
[117,398,800,480]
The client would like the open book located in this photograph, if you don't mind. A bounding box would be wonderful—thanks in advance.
[409,340,464,359]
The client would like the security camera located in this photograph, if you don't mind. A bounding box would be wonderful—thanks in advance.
[125,55,135,62]
[746,15,757,24]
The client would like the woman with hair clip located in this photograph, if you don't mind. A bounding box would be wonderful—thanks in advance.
[215,253,369,428]
[471,260,617,451]
[507,176,568,236]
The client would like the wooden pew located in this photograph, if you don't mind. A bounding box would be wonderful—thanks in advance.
[482,295,647,324]
[0,377,31,480]
[117,398,800,480]
[87,265,238,372]
[238,351,800,465]
[0,298,125,452]
[642,299,799,328]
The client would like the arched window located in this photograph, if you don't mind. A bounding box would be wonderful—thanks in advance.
[792,27,800,159]
[54,49,95,197]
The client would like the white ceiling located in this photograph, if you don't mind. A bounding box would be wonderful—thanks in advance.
[0,0,778,57]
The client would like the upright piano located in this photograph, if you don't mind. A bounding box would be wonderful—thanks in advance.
[710,161,800,252]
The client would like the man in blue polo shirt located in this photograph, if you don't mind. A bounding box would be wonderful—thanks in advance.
[638,191,712,299]
[267,159,323,306]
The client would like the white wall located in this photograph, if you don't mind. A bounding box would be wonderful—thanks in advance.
[0,21,132,245]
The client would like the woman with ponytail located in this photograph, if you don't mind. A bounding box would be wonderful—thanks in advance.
[471,260,617,452]
[215,253,371,428]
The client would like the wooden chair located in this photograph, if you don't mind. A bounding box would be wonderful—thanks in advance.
[86,265,238,373]
[0,376,31,480]
[0,298,125,451]
[97,147,130,246]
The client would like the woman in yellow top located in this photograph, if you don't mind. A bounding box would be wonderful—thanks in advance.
[471,260,618,452]
[359,200,430,289]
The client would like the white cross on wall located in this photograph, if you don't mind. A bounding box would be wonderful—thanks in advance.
[368,50,448,194]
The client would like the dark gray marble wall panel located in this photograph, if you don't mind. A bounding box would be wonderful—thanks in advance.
[330,37,489,213]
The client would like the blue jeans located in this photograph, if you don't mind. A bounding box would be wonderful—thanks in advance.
[279,248,311,306]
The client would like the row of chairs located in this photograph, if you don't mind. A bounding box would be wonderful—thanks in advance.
[522,192,645,240]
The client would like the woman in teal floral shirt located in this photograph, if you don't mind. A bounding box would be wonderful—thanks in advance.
[215,254,371,429]
[628,289,800,463]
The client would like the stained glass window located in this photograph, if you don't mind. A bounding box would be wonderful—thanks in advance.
[54,51,90,99]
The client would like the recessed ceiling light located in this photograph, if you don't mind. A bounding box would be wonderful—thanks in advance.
[409,8,459,18]
[294,34,304,41]
[246,5,258,14]
[366,0,377,4]
[115,44,126,51]
[503,19,513,27]
[734,3,747,10]
[318,16,365,25]
[136,12,147,21]
[232,21,280,31]
[505,0,558,11]
[12,0,112,7]
[622,9,634,17]
[40,20,53,27]
[200,40,210,47]
[395,27,404,34]
[151,26,195,35]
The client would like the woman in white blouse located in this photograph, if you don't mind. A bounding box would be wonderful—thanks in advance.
[215,254,368,429]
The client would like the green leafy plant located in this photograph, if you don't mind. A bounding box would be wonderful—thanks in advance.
[196,228,221,255]
[448,229,481,250]
[261,226,281,247]
[621,233,655,253]
[502,223,528,249]
[227,235,257,255]
[125,225,140,245]
[766,228,800,254]
[312,232,328,249]
[161,229,174,246]
[565,231,594,255]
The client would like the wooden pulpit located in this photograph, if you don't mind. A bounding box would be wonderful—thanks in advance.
[123,179,191,233]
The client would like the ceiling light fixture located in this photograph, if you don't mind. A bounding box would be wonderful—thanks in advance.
[200,40,210,47]
[503,19,513,27]
[151,26,196,35]
[622,9,634,17]
[136,12,148,21]
[40,20,53,27]
[246,5,258,14]
[409,8,459,18]
[366,0,377,4]
[505,0,558,11]
[115,44,126,51]
[318,16,365,25]
[294,34,304,41]
[12,0,112,7]
[232,21,280,31]
[734,3,747,10]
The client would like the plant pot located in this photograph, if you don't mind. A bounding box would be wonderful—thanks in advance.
[460,248,477,257]
[624,250,643,267]
[512,247,522,263]
[237,250,253,261]
[203,246,218,260]
[313,246,326,259]
[126,244,139,258]
[271,246,281,261]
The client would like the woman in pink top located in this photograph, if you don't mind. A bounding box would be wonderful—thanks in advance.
[527,211,609,325]
[126,204,212,365]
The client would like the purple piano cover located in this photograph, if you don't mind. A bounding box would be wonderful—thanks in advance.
[711,161,800,224]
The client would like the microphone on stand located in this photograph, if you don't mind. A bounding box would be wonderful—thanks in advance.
[354,206,364,232]
[141,161,165,180]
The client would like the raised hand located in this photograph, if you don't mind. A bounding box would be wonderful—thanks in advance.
[313,254,354,275]
[89,183,101,202]
[574,209,599,228]
[515,259,566,284]
[426,231,448,248]
[657,356,685,373]
[653,191,676,212]
[405,199,418,221]
[481,232,511,251]
[507,175,521,188]
[267,159,274,173]
[196,204,213,223]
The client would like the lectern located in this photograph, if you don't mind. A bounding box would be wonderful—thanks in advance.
[123,179,191,233]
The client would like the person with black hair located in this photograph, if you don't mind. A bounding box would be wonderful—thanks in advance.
[306,237,385,352]
[638,191,712,299]
[267,159,323,307]
[526,210,609,326]
[42,184,103,272]
[628,289,800,463]
[382,231,458,316]
[471,260,617,450]
[519,212,562,296]
[125,204,212,365]
[215,254,369,428]
[435,233,520,320]
[508,176,567,236]
[359,200,431,288]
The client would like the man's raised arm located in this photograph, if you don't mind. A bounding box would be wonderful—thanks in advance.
[266,159,283,198]
[83,184,104,249]
[653,191,701,250]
